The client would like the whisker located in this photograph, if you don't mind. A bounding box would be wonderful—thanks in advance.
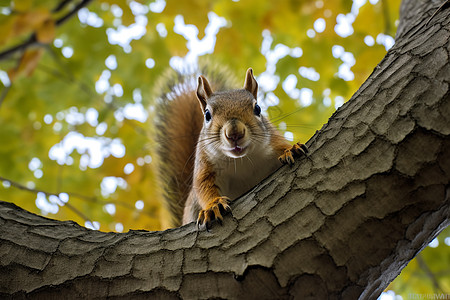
[268,107,306,124]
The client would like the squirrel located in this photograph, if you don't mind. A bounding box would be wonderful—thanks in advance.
[154,66,308,229]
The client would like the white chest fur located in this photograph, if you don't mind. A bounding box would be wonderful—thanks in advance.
[214,149,281,200]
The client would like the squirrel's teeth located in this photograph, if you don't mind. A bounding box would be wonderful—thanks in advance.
[225,144,247,157]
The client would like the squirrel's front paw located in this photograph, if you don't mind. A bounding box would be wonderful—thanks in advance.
[197,196,231,230]
[278,143,309,166]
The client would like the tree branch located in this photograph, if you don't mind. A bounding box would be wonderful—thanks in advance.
[52,0,74,13]
[55,0,93,27]
[0,176,92,222]
[0,0,93,61]
[0,35,37,62]
[0,176,156,219]
[0,0,449,298]
[416,254,444,292]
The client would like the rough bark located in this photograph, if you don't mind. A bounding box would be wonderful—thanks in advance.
[1,0,449,299]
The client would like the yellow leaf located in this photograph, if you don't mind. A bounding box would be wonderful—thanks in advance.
[36,19,55,43]
[353,2,383,37]
[164,0,210,39]
[0,16,15,46]
[122,6,135,26]
[8,49,43,82]
[13,0,32,12]
[353,45,387,81]
[13,9,51,37]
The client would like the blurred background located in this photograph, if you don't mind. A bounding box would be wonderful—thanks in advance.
[0,0,448,297]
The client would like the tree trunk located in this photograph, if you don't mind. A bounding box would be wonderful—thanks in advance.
[1,0,449,299]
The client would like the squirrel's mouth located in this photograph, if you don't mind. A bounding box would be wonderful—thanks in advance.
[226,145,248,158]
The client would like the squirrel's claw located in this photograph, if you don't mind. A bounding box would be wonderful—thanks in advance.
[279,143,308,166]
[197,196,231,230]
[292,142,309,156]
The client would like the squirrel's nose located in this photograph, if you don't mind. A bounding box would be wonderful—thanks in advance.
[224,120,246,143]
[226,130,245,142]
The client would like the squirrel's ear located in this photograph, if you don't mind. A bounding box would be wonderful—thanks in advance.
[197,75,213,111]
[244,68,258,99]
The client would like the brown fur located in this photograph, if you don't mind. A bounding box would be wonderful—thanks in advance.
[154,66,238,227]
[155,67,307,228]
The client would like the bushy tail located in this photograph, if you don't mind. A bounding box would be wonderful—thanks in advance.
[154,64,238,227]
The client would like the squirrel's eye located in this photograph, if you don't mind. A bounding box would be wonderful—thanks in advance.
[205,109,212,122]
[253,104,261,116]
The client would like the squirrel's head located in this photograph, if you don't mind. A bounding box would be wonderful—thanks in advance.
[196,68,271,159]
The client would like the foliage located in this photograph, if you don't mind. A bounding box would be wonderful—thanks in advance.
[0,0,447,296]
